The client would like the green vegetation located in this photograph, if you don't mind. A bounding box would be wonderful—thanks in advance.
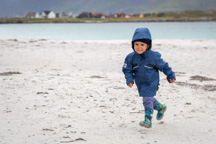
[0,10,215,24]
[144,10,216,18]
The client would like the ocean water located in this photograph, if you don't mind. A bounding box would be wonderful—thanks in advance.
[0,22,216,40]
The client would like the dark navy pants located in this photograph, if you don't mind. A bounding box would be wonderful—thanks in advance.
[142,96,159,110]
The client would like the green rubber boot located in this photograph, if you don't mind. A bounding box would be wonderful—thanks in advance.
[139,109,153,128]
[154,102,167,120]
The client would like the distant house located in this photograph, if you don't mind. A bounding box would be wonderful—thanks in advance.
[77,12,93,18]
[92,12,104,18]
[25,12,40,18]
[55,13,60,18]
[41,10,56,19]
[116,13,126,18]
[131,14,144,18]
[58,12,73,18]
[68,12,73,18]
[60,12,68,18]
[77,12,104,18]
[107,13,126,18]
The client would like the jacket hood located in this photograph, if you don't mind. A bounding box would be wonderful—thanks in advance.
[132,28,152,50]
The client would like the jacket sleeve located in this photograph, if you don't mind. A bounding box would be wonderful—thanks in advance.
[155,52,176,83]
[122,54,134,85]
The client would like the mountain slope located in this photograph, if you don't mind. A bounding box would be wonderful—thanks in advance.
[0,0,215,17]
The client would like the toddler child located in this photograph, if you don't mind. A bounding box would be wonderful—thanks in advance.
[122,28,176,128]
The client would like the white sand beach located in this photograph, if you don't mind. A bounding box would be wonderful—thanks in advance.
[0,38,216,144]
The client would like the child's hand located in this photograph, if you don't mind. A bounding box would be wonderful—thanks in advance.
[170,79,176,83]
[128,83,133,88]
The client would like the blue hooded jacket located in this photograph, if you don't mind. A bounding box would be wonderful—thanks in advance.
[122,28,176,97]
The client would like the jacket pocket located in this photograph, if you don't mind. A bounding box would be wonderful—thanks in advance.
[144,65,157,73]
[135,64,155,84]
[132,64,139,73]
[144,66,155,83]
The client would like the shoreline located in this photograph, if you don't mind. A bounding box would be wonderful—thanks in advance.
[0,18,216,24]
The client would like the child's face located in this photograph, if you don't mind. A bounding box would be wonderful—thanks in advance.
[134,41,149,54]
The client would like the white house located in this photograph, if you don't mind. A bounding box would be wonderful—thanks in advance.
[40,11,56,19]
[68,12,73,18]
[25,12,41,18]
[58,12,73,18]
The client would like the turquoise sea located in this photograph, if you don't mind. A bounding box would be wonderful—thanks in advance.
[0,22,216,40]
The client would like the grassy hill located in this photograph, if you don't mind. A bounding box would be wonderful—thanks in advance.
[0,0,216,17]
